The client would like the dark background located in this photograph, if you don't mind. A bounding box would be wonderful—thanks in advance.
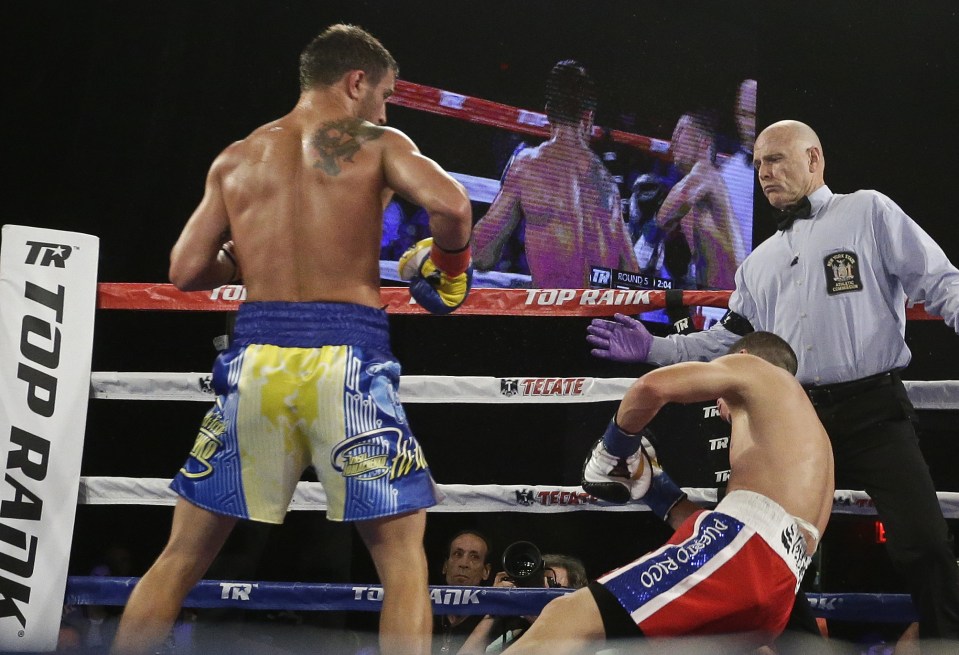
[5,0,958,647]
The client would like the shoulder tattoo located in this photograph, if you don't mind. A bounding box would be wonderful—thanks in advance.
[311,118,384,176]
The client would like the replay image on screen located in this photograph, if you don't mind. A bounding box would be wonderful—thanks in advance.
[380,67,757,326]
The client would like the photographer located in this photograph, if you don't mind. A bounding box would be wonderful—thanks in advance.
[458,544,586,654]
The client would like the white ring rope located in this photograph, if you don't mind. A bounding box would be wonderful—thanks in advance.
[90,372,959,410]
[78,479,704,512]
[77,477,959,519]
[450,171,499,204]
[86,373,959,517]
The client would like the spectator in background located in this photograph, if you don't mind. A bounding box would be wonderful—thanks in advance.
[458,553,588,654]
[472,60,638,288]
[542,553,588,591]
[57,609,84,653]
[435,530,493,654]
[57,546,136,654]
[380,200,407,256]
[381,203,432,262]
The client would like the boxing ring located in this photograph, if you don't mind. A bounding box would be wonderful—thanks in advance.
[4,77,957,650]
[64,282,957,630]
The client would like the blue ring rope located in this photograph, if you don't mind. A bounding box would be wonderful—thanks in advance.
[64,577,917,623]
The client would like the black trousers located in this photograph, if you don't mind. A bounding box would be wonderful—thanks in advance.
[812,374,959,639]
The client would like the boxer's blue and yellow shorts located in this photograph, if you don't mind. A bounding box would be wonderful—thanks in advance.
[172,301,437,523]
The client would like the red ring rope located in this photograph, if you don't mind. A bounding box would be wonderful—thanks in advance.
[95,283,940,320]
[390,80,671,158]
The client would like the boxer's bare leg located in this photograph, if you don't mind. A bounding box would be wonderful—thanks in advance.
[506,588,606,655]
[356,510,432,655]
[111,499,236,655]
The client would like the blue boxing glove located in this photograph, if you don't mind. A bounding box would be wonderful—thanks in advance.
[586,313,653,362]
[638,433,687,522]
[398,238,473,315]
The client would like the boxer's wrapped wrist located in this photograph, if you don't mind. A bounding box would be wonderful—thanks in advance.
[430,242,471,277]
[602,418,647,458]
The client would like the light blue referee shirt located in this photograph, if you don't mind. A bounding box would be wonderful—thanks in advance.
[647,185,959,385]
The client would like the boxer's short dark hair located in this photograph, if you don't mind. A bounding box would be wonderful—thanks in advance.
[299,24,398,90]
[729,331,798,375]
[545,60,596,125]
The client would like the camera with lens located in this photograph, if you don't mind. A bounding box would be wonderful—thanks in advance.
[502,541,559,588]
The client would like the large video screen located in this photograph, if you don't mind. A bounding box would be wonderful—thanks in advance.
[380,71,756,325]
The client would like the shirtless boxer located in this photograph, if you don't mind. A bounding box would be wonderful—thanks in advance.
[471,60,638,288]
[509,331,834,653]
[657,111,743,289]
[110,25,472,655]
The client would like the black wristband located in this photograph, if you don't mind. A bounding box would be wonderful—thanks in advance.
[719,310,754,337]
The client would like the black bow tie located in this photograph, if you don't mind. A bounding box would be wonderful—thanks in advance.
[776,196,812,231]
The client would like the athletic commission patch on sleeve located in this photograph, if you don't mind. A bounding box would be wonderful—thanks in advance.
[823,250,863,295]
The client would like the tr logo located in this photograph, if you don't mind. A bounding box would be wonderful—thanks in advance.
[219,582,257,600]
[708,437,729,451]
[24,241,73,268]
[702,405,721,419]
[500,379,519,397]
[590,267,611,285]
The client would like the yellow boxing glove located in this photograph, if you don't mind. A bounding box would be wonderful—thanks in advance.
[398,238,473,314]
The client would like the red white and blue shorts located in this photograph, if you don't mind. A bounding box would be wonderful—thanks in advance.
[172,301,437,523]
[594,490,812,640]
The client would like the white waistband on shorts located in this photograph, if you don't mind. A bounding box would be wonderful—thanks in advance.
[715,490,812,586]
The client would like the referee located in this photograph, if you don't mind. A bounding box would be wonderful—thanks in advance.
[586,119,959,640]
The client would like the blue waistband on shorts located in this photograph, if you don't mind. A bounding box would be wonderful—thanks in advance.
[231,301,391,351]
